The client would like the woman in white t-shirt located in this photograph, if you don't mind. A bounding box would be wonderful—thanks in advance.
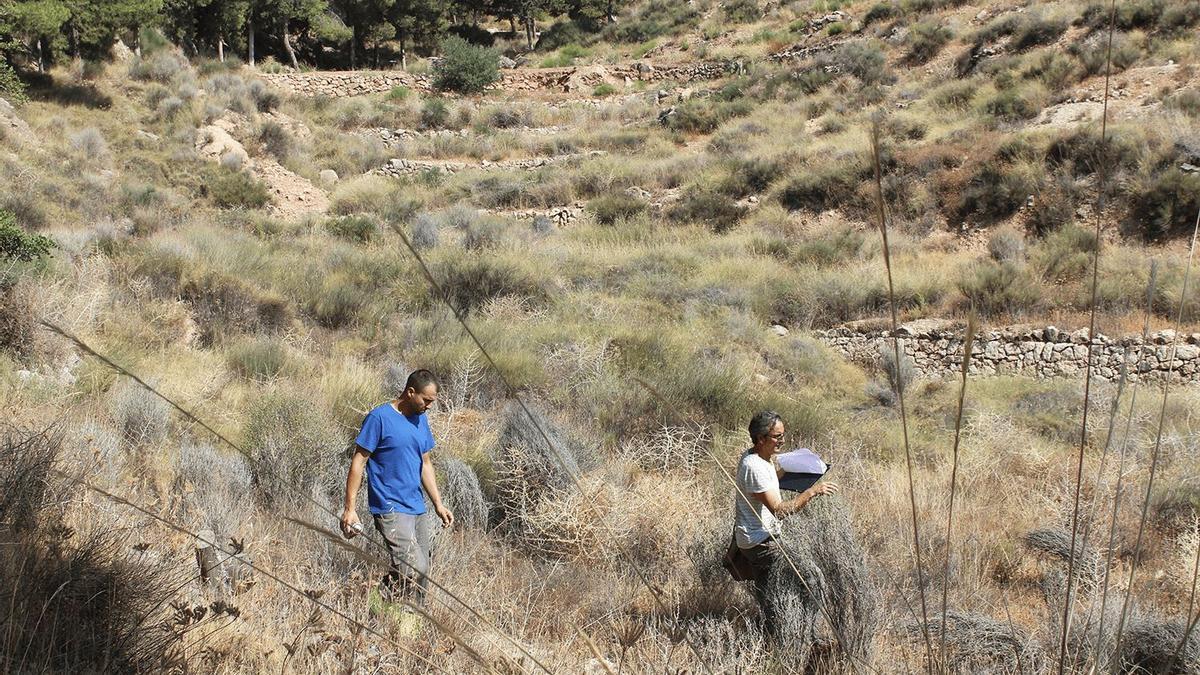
[733,411,839,636]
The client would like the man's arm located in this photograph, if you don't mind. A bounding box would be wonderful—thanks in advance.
[753,482,840,519]
[341,448,370,538]
[421,452,455,528]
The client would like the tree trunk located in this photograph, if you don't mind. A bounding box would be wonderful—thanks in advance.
[67,20,78,58]
[509,16,517,34]
[525,16,534,50]
[217,30,224,62]
[350,26,357,70]
[35,38,45,72]
[281,19,299,70]
[399,29,407,71]
[607,0,615,23]
[248,19,256,66]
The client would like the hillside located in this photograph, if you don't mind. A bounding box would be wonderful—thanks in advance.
[2,0,1200,672]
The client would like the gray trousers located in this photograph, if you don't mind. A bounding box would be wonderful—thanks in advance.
[743,537,782,638]
[373,512,434,606]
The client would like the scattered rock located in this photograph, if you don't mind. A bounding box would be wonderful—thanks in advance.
[319,168,339,184]
[771,325,789,337]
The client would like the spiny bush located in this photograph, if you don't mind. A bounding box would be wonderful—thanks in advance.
[307,273,365,328]
[410,212,440,250]
[1166,89,1200,117]
[1027,174,1081,236]
[778,162,865,214]
[766,498,880,668]
[0,280,35,359]
[588,192,647,225]
[906,22,953,65]
[243,392,342,507]
[863,2,899,26]
[325,215,377,244]
[719,156,787,198]
[437,257,547,315]
[439,457,488,529]
[957,162,1037,222]
[903,612,1045,672]
[1045,128,1138,179]
[433,36,500,94]
[128,50,189,83]
[983,86,1043,121]
[461,214,508,251]
[879,342,915,397]
[491,403,584,542]
[1069,32,1141,77]
[1157,1,1200,32]
[69,127,109,164]
[1034,223,1098,282]
[108,379,170,450]
[957,260,1042,317]
[662,97,754,134]
[723,0,761,23]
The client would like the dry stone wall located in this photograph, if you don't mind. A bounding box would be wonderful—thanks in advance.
[816,323,1200,384]
[259,61,735,97]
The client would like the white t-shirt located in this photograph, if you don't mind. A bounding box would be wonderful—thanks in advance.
[734,449,781,548]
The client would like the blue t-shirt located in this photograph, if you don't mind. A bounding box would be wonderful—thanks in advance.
[355,403,435,515]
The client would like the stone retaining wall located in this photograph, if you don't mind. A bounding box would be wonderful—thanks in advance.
[259,61,735,97]
[815,324,1200,384]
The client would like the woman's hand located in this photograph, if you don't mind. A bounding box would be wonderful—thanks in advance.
[810,482,840,497]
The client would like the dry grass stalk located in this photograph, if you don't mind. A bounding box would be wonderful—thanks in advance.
[939,312,976,669]
[870,117,933,672]
[1112,207,1200,665]
[1058,2,1118,669]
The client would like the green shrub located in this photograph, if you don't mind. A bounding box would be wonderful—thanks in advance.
[1027,175,1080,236]
[588,193,647,224]
[669,188,746,233]
[471,175,527,208]
[724,0,760,22]
[988,226,1026,262]
[603,0,699,43]
[0,61,27,104]
[325,215,377,243]
[1033,223,1097,282]
[906,23,953,65]
[0,210,55,263]
[836,42,890,84]
[243,392,341,504]
[1158,1,1200,32]
[794,67,837,95]
[433,36,500,94]
[421,97,450,129]
[387,85,411,100]
[228,338,289,381]
[1125,171,1200,240]
[206,167,271,209]
[778,163,864,214]
[958,163,1036,222]
[1023,51,1077,91]
[1082,0,1163,30]
[789,227,866,266]
[592,83,616,97]
[438,257,546,315]
[719,156,787,198]
[537,20,590,51]
[863,2,898,25]
[1011,15,1067,51]
[957,260,1042,317]
[256,121,291,159]
[932,79,977,109]
[983,88,1041,120]
[1069,33,1141,77]
[307,274,365,328]
[662,98,753,134]
[1045,128,1138,178]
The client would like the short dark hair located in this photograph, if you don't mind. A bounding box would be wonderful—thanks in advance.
[405,369,439,393]
[748,410,783,443]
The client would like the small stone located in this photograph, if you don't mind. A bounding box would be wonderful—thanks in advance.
[771,325,789,337]
[319,169,338,184]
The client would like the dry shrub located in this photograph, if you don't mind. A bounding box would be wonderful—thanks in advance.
[0,425,181,671]
[173,440,254,536]
[1117,615,1200,674]
[618,424,711,474]
[514,474,631,562]
[766,498,880,669]
[0,279,35,359]
[439,457,488,530]
[242,392,343,509]
[1024,527,1102,588]
[108,379,170,451]
[904,612,1045,673]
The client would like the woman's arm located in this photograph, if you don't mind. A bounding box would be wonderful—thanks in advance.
[753,482,840,518]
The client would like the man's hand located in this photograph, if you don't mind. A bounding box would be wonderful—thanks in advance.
[341,508,362,539]
[811,482,840,497]
[434,503,454,528]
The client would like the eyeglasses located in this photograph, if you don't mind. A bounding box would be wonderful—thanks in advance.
[767,432,786,441]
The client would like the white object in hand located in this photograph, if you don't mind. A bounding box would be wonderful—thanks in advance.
[351,522,364,534]
[777,448,828,474]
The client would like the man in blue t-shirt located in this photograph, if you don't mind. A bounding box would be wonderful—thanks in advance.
[340,369,454,606]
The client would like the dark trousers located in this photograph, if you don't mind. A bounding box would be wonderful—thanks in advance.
[373,512,433,606]
[743,537,782,637]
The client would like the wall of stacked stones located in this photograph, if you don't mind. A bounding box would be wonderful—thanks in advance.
[258,61,732,97]
[816,326,1200,384]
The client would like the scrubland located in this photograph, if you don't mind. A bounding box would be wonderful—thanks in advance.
[3,0,1200,672]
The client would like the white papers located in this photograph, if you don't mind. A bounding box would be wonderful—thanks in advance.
[777,448,828,475]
